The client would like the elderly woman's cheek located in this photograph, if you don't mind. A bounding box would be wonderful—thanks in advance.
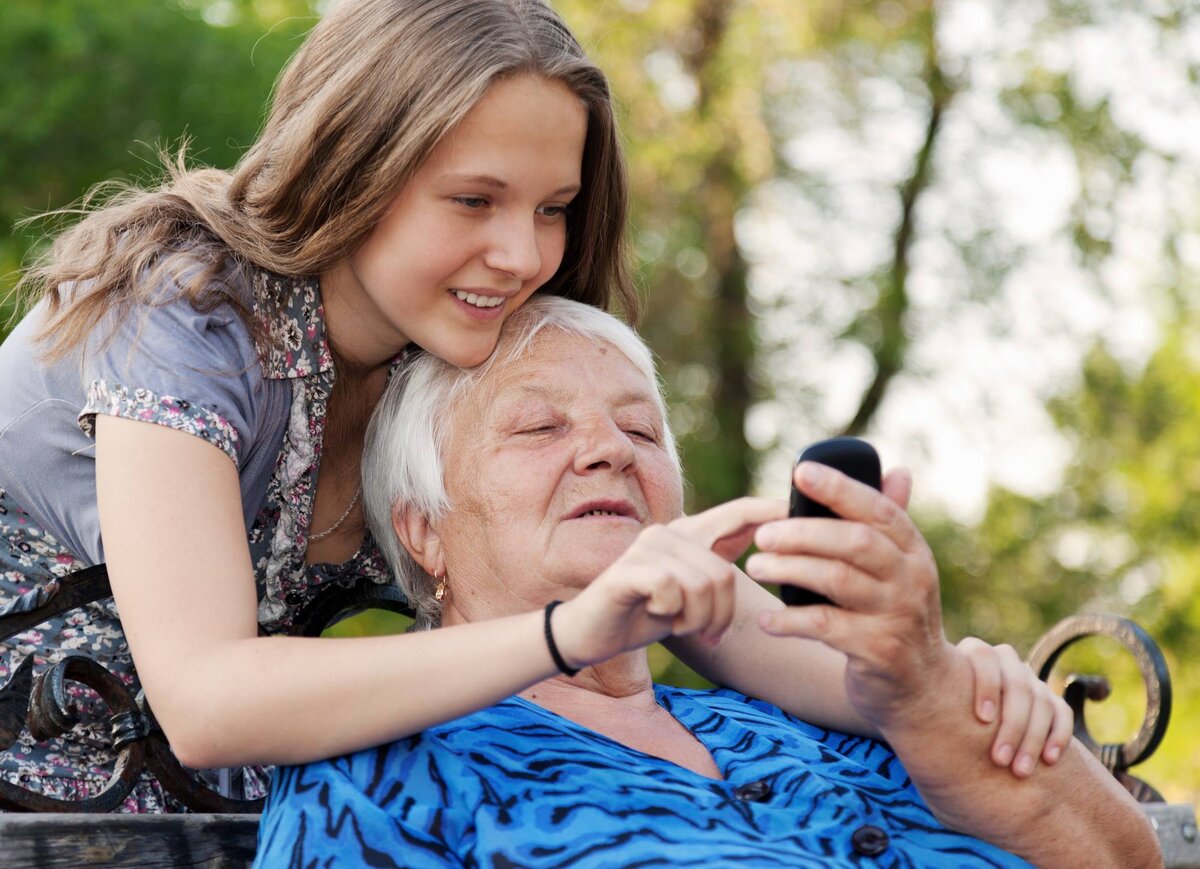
[644,454,685,523]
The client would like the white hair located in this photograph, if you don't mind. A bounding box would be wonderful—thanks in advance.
[362,294,680,629]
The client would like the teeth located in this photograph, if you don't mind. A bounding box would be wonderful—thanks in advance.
[454,290,504,308]
[582,509,622,517]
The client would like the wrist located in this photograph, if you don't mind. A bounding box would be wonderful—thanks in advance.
[543,601,580,676]
[544,595,602,672]
[876,641,972,737]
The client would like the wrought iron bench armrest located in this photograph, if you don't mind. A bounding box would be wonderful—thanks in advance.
[0,566,411,815]
[1026,613,1198,867]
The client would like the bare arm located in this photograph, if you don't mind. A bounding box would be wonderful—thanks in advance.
[96,416,779,768]
[746,461,1160,868]
[873,647,1157,868]
[97,416,575,768]
[664,492,1075,778]
[664,571,872,734]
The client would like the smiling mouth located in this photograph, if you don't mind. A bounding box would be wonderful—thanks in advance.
[578,509,627,518]
[452,289,505,309]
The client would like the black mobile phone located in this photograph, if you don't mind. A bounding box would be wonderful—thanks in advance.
[781,436,882,606]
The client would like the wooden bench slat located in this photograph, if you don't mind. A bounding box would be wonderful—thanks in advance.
[0,813,260,868]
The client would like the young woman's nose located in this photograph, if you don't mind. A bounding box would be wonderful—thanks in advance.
[484,213,542,281]
[573,418,636,475]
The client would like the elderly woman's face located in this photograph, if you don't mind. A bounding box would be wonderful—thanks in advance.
[436,330,684,594]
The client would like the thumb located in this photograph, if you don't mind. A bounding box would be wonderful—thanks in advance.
[641,573,685,618]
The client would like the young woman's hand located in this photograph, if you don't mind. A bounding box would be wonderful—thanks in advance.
[556,498,786,668]
[958,636,1074,778]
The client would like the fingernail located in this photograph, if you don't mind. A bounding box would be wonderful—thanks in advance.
[800,462,824,485]
[757,611,777,633]
[756,526,778,548]
[1015,754,1035,776]
[1045,745,1061,763]
[745,554,764,575]
[979,700,996,722]
[995,744,1014,766]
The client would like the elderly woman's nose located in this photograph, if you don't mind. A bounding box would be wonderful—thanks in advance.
[572,418,637,473]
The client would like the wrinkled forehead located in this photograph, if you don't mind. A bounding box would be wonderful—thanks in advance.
[457,328,663,427]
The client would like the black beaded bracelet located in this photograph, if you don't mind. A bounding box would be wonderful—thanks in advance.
[544,600,580,677]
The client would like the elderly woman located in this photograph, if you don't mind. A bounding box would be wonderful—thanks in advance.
[254,297,1158,868]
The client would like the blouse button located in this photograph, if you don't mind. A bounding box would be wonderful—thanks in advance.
[850,824,890,857]
[284,591,305,606]
[733,779,771,802]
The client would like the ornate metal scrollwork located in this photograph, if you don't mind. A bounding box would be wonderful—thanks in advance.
[0,566,412,813]
[1026,613,1172,803]
[0,653,147,813]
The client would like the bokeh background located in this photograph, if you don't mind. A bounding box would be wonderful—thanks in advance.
[3,0,1198,801]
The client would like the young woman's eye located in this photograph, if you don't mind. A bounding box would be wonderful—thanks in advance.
[453,196,489,210]
[536,204,569,219]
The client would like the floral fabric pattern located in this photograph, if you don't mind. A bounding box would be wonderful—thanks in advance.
[0,267,398,811]
[79,381,241,466]
[0,486,166,812]
[247,271,393,631]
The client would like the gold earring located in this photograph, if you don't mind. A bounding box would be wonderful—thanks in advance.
[434,572,447,602]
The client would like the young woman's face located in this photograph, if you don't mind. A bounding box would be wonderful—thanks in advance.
[322,75,589,368]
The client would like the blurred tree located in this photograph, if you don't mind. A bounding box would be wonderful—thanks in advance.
[929,315,1200,801]
[0,0,316,341]
[751,0,1199,505]
[557,1,964,508]
[558,0,784,508]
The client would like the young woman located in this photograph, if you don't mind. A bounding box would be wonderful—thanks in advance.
[0,0,1067,812]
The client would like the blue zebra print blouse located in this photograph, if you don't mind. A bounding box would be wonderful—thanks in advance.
[254,686,1033,867]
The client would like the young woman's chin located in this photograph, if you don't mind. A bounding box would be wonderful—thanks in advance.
[425,335,502,369]
[418,315,517,368]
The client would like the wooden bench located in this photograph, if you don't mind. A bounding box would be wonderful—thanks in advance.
[0,813,259,868]
[2,569,1197,866]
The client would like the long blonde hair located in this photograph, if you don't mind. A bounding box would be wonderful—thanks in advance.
[19,0,636,359]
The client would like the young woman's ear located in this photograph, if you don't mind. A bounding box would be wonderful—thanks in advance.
[393,507,445,578]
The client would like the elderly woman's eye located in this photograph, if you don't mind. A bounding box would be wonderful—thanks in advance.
[626,428,659,442]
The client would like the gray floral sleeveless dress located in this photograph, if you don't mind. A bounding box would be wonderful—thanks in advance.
[0,267,395,811]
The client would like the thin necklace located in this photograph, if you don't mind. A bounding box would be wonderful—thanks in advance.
[309,485,362,542]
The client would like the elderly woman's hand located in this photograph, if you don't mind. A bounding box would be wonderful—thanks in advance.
[745,461,954,730]
[552,499,787,671]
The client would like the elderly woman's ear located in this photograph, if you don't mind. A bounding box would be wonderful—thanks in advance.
[393,506,446,578]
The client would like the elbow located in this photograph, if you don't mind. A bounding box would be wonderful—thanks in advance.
[157,718,239,771]
[151,699,251,770]
[1124,809,1163,869]
[167,746,217,771]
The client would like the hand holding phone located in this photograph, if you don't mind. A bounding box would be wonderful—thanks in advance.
[781,436,882,607]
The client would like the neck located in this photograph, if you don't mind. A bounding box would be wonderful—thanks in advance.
[441,591,658,709]
[320,265,410,370]
[521,648,657,713]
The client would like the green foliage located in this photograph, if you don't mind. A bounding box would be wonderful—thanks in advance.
[322,609,414,638]
[927,326,1200,802]
[0,0,313,320]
